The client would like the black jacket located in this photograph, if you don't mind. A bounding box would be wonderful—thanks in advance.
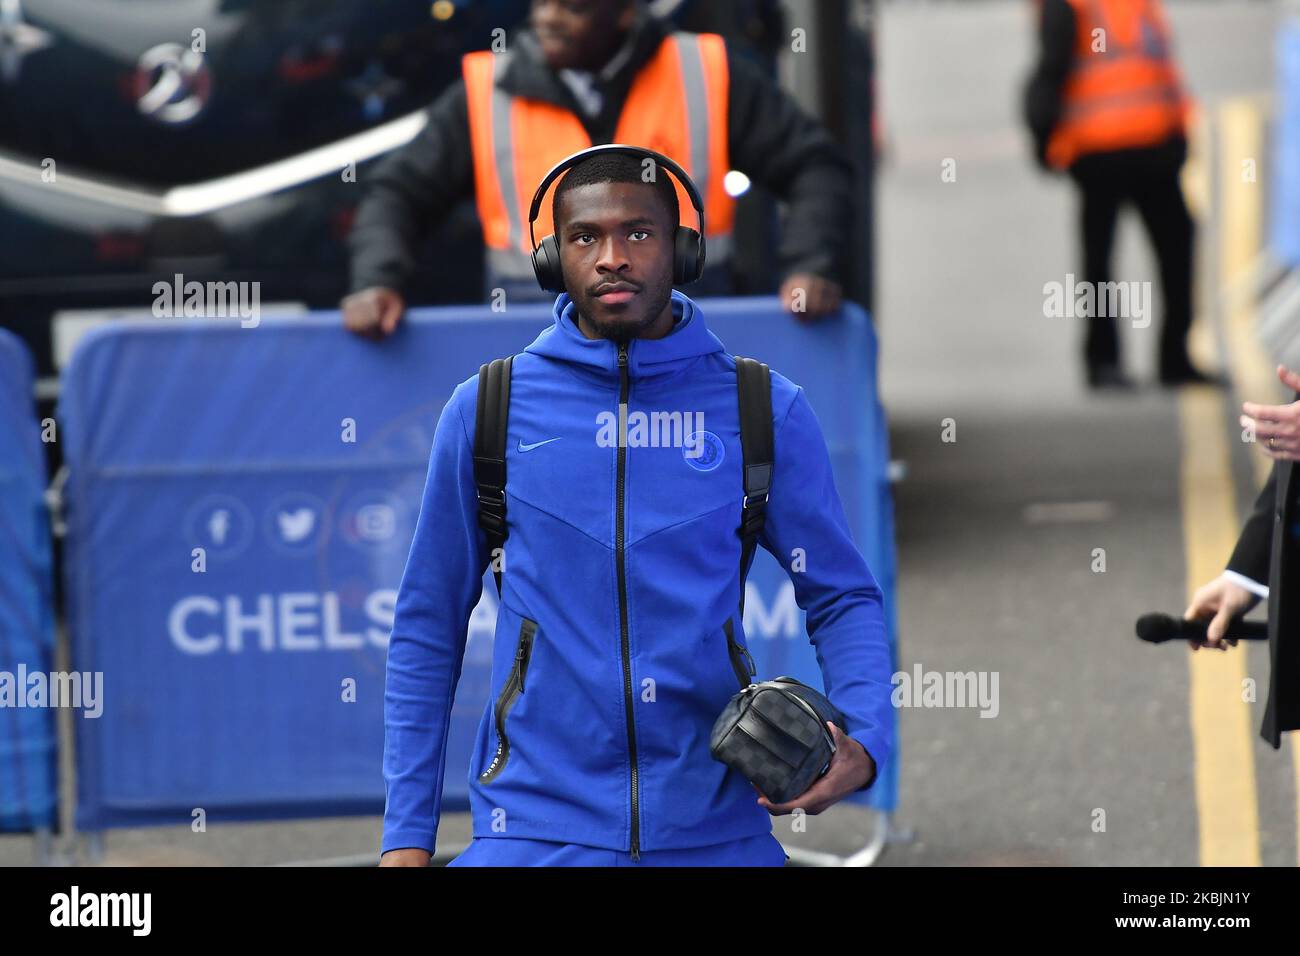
[1022,0,1076,168]
[1226,421,1300,748]
[347,5,853,295]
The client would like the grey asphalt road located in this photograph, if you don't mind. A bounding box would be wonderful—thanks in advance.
[1,0,1290,867]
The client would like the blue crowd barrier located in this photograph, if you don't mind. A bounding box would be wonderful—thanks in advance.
[58,296,897,832]
[1272,17,1300,267]
[0,329,58,833]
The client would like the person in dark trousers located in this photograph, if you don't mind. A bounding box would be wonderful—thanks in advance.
[378,149,892,866]
[1024,0,1223,390]
[343,0,853,339]
[1185,364,1300,749]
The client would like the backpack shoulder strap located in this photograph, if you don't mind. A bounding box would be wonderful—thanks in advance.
[734,356,773,621]
[473,355,514,597]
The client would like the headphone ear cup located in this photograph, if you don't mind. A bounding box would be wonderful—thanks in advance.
[673,227,705,284]
[532,234,565,293]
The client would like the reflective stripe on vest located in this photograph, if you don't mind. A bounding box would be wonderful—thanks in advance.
[1046,0,1190,169]
[464,32,735,281]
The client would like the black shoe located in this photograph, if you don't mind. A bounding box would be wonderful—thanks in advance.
[1157,361,1229,387]
[1086,363,1137,390]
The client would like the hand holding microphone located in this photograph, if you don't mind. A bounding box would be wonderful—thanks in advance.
[1185,574,1263,650]
[1137,612,1268,649]
[1135,573,1265,650]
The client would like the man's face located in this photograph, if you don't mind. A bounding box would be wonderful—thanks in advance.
[556,180,675,342]
[530,0,633,70]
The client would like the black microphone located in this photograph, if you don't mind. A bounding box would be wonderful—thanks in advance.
[1135,613,1269,645]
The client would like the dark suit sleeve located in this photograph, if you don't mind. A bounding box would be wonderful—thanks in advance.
[1022,0,1076,166]
[347,79,475,295]
[1227,464,1277,586]
[725,46,854,285]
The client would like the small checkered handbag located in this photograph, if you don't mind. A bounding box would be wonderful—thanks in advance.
[709,676,848,804]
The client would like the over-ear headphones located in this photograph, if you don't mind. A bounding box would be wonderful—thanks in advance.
[528,143,706,293]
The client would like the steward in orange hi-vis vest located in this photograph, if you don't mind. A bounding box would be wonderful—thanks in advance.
[345,2,855,335]
[463,31,735,287]
[1045,0,1193,171]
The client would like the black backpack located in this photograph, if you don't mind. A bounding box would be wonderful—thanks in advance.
[473,355,773,620]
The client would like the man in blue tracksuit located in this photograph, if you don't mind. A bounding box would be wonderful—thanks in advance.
[379,148,894,867]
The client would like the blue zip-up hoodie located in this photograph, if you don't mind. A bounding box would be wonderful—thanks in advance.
[382,289,894,857]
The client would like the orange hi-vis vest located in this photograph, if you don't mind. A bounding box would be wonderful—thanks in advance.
[1046,0,1193,170]
[463,31,735,285]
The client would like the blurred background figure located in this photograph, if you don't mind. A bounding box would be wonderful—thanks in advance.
[1023,0,1223,390]
[341,0,854,338]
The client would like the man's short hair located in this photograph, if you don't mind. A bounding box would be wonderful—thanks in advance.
[551,152,681,235]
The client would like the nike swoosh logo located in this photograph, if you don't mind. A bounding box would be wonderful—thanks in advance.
[518,437,563,452]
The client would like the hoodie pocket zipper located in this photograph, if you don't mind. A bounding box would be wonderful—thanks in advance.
[479,617,537,784]
[723,616,756,691]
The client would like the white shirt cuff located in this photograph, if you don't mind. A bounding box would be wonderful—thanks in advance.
[1223,569,1269,600]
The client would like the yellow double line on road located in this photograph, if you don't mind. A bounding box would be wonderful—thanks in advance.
[1181,96,1299,865]
[1179,387,1259,866]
